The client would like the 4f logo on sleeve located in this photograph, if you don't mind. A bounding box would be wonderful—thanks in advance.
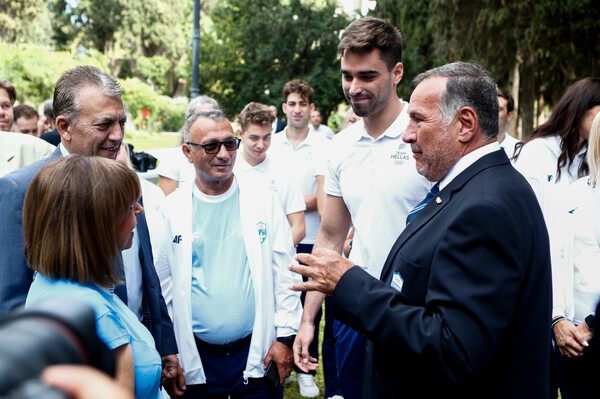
[173,235,182,244]
[257,222,267,244]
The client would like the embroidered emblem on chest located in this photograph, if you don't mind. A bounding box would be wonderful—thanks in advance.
[257,222,267,244]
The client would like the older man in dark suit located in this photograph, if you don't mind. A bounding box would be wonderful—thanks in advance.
[291,61,551,399]
[0,66,185,396]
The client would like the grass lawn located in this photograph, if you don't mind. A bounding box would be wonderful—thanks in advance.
[125,131,179,151]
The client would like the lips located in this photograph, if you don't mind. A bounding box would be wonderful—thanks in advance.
[99,143,122,158]
[350,94,371,103]
[102,143,121,151]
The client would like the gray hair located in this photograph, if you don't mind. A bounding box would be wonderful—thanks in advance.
[183,109,228,143]
[413,61,499,139]
[43,99,53,118]
[186,95,220,119]
[53,66,123,126]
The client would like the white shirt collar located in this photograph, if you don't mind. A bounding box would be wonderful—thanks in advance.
[438,142,501,190]
[59,143,70,156]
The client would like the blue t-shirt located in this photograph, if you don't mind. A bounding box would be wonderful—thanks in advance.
[191,181,255,345]
[26,273,162,399]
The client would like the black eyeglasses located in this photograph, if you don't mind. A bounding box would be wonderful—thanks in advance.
[186,137,241,154]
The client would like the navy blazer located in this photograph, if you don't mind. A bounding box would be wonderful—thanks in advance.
[332,150,552,399]
[0,148,177,356]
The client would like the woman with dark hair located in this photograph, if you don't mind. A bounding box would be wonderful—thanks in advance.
[550,112,600,399]
[514,77,600,217]
[24,155,162,399]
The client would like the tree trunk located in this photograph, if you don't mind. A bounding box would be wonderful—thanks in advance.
[520,52,535,141]
[509,59,520,139]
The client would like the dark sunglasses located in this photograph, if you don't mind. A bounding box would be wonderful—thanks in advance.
[186,137,241,154]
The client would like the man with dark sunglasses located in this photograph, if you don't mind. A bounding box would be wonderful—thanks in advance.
[154,109,302,398]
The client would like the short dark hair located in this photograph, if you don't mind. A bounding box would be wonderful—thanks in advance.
[338,17,403,71]
[497,89,514,113]
[239,102,275,132]
[414,61,499,139]
[282,79,314,104]
[0,78,16,105]
[53,66,122,126]
[13,104,39,121]
[24,155,141,288]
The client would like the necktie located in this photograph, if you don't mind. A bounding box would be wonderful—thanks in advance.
[406,184,439,225]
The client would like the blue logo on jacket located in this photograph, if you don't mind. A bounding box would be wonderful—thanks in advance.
[257,222,267,244]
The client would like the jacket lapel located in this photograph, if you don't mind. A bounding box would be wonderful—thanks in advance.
[380,150,509,281]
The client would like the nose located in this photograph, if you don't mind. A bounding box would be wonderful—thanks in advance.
[348,79,363,96]
[216,142,231,159]
[403,121,416,144]
[108,122,124,142]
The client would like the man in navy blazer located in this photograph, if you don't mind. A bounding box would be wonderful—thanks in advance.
[291,62,551,398]
[0,66,184,396]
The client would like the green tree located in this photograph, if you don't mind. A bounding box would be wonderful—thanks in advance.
[199,0,350,119]
[373,0,600,139]
[0,0,47,43]
[371,0,440,101]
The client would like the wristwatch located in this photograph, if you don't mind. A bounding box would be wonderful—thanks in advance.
[585,314,596,332]
[276,335,296,348]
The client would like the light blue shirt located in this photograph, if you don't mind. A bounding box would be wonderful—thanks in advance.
[26,273,162,399]
[191,181,255,345]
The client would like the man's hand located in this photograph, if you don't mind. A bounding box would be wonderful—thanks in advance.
[293,321,318,372]
[290,248,354,295]
[161,354,186,396]
[553,319,588,358]
[263,341,294,385]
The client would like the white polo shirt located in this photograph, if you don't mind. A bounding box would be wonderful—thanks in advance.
[500,132,519,160]
[269,130,330,245]
[309,124,335,140]
[233,153,306,216]
[324,101,432,278]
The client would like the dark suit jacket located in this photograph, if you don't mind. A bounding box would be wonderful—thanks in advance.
[0,148,177,356]
[40,128,61,146]
[274,118,286,133]
[332,150,551,399]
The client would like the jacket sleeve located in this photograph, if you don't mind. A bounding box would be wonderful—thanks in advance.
[270,197,302,337]
[332,200,548,384]
[0,175,33,317]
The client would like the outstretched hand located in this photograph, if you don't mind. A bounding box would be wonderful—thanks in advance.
[289,248,354,296]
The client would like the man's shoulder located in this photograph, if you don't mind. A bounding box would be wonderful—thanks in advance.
[331,121,363,144]
[0,154,55,192]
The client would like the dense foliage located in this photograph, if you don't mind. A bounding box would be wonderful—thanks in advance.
[2,0,598,135]
[371,0,600,139]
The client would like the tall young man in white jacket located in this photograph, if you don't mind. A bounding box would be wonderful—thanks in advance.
[154,109,302,398]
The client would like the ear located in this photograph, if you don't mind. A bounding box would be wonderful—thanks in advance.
[182,144,194,164]
[456,106,478,143]
[391,62,404,86]
[55,116,72,142]
[310,103,315,112]
[282,102,287,114]
[237,128,245,139]
[507,110,514,122]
